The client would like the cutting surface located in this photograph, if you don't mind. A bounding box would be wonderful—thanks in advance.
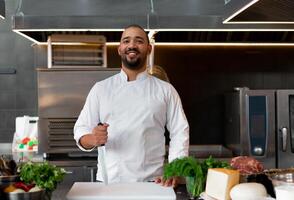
[66,182,176,200]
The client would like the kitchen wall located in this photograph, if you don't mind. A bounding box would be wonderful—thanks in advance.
[1,0,294,145]
[0,0,36,142]
[107,45,294,144]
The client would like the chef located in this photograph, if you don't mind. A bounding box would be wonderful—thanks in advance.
[74,24,189,187]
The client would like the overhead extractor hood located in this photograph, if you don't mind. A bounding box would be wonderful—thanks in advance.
[0,0,5,19]
[12,0,294,44]
[223,0,294,24]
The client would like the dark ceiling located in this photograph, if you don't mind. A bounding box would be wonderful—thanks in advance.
[230,0,294,22]
[11,0,294,43]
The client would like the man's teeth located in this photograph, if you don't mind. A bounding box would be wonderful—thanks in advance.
[128,52,137,56]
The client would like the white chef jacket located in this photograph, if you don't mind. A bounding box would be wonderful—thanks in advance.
[74,69,189,183]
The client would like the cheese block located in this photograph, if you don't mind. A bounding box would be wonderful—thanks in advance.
[205,168,240,200]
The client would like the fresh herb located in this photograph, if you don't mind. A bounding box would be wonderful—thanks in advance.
[19,161,66,192]
[163,156,230,197]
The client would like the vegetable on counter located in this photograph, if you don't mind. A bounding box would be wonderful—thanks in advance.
[163,156,231,197]
[18,161,66,192]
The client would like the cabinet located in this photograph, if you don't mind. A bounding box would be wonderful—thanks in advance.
[52,166,97,200]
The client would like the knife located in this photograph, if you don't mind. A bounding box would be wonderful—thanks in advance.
[98,122,108,185]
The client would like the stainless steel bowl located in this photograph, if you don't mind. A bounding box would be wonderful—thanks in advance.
[0,175,20,199]
[5,190,47,200]
[269,172,294,187]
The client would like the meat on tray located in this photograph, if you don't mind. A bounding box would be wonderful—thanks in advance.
[230,156,264,175]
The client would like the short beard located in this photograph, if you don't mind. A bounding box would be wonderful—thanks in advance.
[121,56,144,70]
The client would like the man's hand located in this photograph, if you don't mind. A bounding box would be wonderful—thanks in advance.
[79,123,109,149]
[154,176,180,188]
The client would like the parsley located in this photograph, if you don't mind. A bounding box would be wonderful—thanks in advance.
[19,161,66,192]
[163,156,230,197]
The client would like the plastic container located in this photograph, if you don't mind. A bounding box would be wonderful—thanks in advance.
[275,185,294,200]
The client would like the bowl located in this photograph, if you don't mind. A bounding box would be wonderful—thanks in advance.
[4,189,47,200]
[0,175,20,199]
[269,172,294,187]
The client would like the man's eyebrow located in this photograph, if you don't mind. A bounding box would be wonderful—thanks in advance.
[121,36,146,41]
[121,36,130,40]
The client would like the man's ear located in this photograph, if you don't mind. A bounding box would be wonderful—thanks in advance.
[148,44,152,54]
[117,45,122,56]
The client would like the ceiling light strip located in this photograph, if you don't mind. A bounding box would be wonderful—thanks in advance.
[13,30,41,44]
[225,21,294,24]
[106,42,294,46]
[13,28,294,32]
[223,0,260,23]
[34,42,294,46]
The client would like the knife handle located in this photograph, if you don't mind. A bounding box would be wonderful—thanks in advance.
[98,122,105,146]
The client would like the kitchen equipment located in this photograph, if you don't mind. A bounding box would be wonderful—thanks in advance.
[276,90,294,168]
[4,189,46,200]
[66,182,176,200]
[225,87,294,168]
[224,87,276,168]
[47,34,107,68]
[37,68,120,156]
[268,172,294,200]
[269,172,294,187]
[0,175,19,199]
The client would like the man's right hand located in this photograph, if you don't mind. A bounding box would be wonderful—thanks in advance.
[79,123,109,149]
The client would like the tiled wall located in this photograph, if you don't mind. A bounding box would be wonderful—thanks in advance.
[0,0,36,142]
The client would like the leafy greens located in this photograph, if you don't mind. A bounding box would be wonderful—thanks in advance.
[163,156,230,197]
[19,161,66,192]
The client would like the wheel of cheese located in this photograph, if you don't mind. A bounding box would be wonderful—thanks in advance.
[230,182,267,200]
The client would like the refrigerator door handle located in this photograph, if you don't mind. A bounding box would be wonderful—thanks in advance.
[281,127,287,152]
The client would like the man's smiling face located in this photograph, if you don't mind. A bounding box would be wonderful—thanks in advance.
[118,27,151,70]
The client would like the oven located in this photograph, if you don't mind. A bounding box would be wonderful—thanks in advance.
[225,87,294,169]
[37,68,120,165]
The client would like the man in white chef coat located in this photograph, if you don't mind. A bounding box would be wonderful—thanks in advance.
[74,24,189,187]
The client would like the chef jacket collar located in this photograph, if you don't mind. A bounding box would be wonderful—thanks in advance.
[120,68,148,82]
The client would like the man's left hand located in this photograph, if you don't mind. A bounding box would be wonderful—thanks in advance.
[154,176,180,188]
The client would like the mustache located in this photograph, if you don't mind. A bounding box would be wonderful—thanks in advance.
[125,48,139,54]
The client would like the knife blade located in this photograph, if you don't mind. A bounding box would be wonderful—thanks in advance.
[98,123,108,185]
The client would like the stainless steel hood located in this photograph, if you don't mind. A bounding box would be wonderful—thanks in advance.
[224,0,294,23]
[0,0,5,19]
[11,0,294,43]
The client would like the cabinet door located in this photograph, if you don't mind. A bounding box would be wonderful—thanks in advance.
[52,166,97,200]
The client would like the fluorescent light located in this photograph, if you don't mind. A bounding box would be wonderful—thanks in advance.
[145,29,294,32]
[35,41,294,47]
[13,28,124,32]
[13,30,40,44]
[13,29,294,46]
[224,21,294,24]
[71,42,294,47]
[153,42,294,46]
[223,0,259,23]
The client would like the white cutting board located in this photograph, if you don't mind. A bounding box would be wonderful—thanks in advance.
[66,182,176,200]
